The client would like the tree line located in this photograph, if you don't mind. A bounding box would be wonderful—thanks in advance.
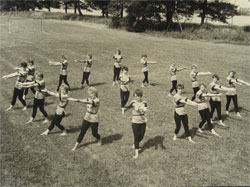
[0,0,238,30]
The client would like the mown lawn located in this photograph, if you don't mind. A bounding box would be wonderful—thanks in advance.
[0,16,249,187]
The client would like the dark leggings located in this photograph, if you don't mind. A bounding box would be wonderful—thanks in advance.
[77,120,100,143]
[174,112,190,137]
[24,87,36,96]
[143,71,149,84]
[48,113,65,131]
[191,87,200,101]
[11,87,26,106]
[199,108,213,131]
[32,98,48,118]
[226,95,239,113]
[113,66,121,82]
[209,99,222,120]
[120,90,130,108]
[81,72,90,86]
[57,75,70,91]
[132,123,146,149]
[170,80,177,94]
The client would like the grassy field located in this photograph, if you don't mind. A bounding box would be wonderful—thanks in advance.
[0,16,249,187]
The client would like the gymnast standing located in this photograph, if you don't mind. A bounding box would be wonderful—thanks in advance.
[190,64,211,101]
[140,54,157,87]
[75,53,93,88]
[225,70,250,117]
[23,59,36,100]
[113,49,123,86]
[172,84,197,144]
[196,83,221,137]
[169,63,186,96]
[49,55,71,91]
[20,72,49,124]
[40,84,69,136]
[71,87,101,151]
[119,66,132,114]
[125,89,147,159]
[209,74,234,126]
[2,62,28,111]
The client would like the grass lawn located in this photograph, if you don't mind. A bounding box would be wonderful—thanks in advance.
[0,16,249,187]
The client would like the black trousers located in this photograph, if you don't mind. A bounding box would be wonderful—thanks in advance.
[191,87,200,101]
[199,108,213,130]
[174,112,190,137]
[132,123,146,149]
[57,75,70,91]
[226,95,239,113]
[143,71,149,84]
[113,66,121,82]
[170,80,177,94]
[77,120,100,143]
[32,98,48,118]
[209,99,222,120]
[48,113,65,131]
[81,72,90,86]
[120,90,130,108]
[11,88,26,106]
[24,86,36,96]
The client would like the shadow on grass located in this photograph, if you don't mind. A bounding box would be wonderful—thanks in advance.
[141,136,166,153]
[150,83,161,87]
[179,127,209,139]
[15,101,55,110]
[90,82,107,87]
[102,134,123,145]
[238,107,250,113]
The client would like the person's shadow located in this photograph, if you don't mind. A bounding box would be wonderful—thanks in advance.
[141,136,166,153]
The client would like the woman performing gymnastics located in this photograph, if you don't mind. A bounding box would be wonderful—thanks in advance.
[49,55,71,92]
[119,66,132,114]
[225,70,250,117]
[20,72,49,124]
[23,59,36,100]
[169,63,186,96]
[140,54,157,87]
[71,87,101,151]
[2,62,28,111]
[196,83,221,137]
[40,84,69,136]
[125,89,147,159]
[113,49,123,86]
[75,53,93,88]
[209,74,234,126]
[190,64,211,101]
[172,84,198,144]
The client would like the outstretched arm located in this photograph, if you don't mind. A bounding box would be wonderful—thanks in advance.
[213,85,234,92]
[237,79,250,86]
[74,59,85,63]
[182,99,198,107]
[230,79,242,86]
[43,89,60,97]
[19,81,38,88]
[147,61,157,64]
[67,98,92,104]
[176,67,186,72]
[2,72,19,79]
[197,72,211,76]
[202,93,222,97]
[49,61,61,66]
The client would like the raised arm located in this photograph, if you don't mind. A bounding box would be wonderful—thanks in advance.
[2,72,19,79]
[197,72,211,76]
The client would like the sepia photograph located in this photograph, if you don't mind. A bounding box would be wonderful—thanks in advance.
[0,0,249,186]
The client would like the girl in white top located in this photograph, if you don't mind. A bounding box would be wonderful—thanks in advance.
[49,55,71,91]
[23,59,36,100]
[140,54,157,87]
[125,89,147,159]
[225,70,250,117]
[113,49,123,86]
[190,64,211,101]
[169,63,186,96]
[71,87,101,151]
[2,62,28,111]
[75,53,93,88]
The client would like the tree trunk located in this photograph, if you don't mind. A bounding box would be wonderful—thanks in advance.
[65,3,68,14]
[120,4,123,18]
[74,2,77,14]
[165,1,175,26]
[76,0,83,16]
[200,0,207,25]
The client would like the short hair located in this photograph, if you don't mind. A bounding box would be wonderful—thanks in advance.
[21,62,27,68]
[87,53,92,59]
[36,71,44,78]
[28,59,34,65]
[200,82,207,87]
[228,70,236,76]
[212,74,219,80]
[117,49,121,54]
[88,87,98,97]
[134,89,143,97]
[62,55,67,60]
[177,84,184,89]
[122,66,128,71]
[191,64,197,69]
[141,54,147,58]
